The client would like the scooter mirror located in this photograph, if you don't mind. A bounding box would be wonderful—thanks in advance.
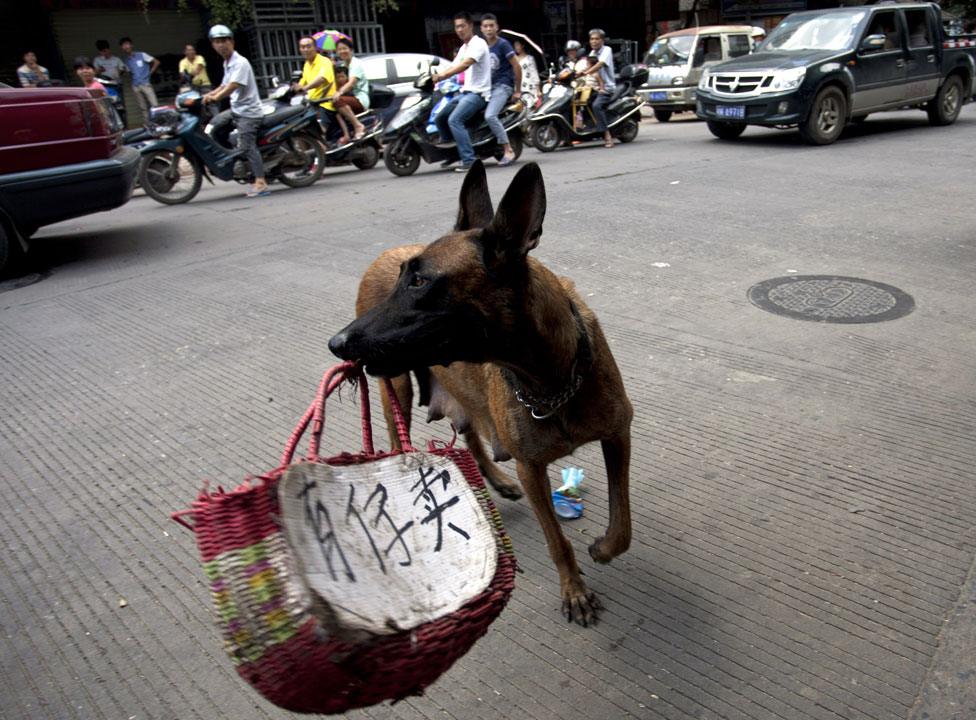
[430,58,441,66]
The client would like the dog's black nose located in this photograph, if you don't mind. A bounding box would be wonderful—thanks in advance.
[328,330,349,358]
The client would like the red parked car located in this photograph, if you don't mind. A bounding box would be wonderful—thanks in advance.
[0,83,139,274]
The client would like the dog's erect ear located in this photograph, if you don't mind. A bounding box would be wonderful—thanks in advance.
[483,162,546,265]
[454,160,493,231]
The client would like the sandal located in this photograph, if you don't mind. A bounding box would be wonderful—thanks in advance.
[604,139,614,148]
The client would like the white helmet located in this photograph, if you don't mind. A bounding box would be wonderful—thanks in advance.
[208,24,233,40]
[565,40,582,52]
[750,26,766,38]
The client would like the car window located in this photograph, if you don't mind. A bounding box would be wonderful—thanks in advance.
[359,56,390,83]
[904,9,932,48]
[727,34,751,58]
[865,11,900,50]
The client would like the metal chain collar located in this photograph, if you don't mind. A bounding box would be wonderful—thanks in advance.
[513,369,584,420]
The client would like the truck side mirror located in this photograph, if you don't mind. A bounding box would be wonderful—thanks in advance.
[860,34,886,52]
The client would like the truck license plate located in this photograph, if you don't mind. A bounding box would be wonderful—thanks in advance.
[649,91,667,102]
[716,105,746,120]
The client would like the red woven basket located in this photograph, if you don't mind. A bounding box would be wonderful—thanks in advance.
[172,361,517,714]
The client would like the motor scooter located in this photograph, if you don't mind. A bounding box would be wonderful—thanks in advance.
[527,64,648,151]
[382,59,527,176]
[137,90,325,205]
[97,75,127,127]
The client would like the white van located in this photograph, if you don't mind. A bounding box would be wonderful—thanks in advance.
[637,25,758,121]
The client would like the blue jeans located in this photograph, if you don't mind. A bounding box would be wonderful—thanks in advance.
[434,91,486,166]
[484,83,512,145]
[592,91,613,133]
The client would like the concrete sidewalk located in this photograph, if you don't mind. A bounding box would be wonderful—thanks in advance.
[1,110,974,719]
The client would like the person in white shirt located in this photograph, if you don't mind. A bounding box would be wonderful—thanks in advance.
[202,25,269,197]
[431,12,491,172]
[580,28,616,148]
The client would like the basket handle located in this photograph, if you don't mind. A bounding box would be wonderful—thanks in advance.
[280,362,415,465]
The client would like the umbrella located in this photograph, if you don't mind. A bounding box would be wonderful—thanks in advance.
[500,29,548,78]
[313,29,352,52]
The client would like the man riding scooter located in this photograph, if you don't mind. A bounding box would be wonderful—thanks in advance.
[202,24,269,197]
[431,11,492,172]
[580,28,616,149]
[291,36,336,138]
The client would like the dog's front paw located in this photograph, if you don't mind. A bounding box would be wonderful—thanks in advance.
[561,584,601,627]
[588,534,630,564]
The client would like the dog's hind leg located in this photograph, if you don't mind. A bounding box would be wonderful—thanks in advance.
[380,374,413,450]
[463,429,523,500]
[518,460,600,626]
[589,432,632,564]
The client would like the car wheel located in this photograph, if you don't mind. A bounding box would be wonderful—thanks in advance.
[614,119,639,143]
[279,133,326,187]
[352,142,380,170]
[706,120,746,140]
[927,74,963,126]
[0,221,27,279]
[139,150,203,205]
[798,86,847,145]
[383,137,421,177]
[531,121,562,153]
[653,109,672,123]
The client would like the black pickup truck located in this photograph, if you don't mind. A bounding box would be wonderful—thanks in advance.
[695,2,976,144]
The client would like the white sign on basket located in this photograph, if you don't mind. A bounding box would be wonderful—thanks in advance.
[278,452,498,637]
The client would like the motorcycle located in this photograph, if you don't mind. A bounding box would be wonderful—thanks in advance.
[137,89,325,205]
[382,59,527,177]
[314,83,394,172]
[97,75,127,127]
[527,63,648,152]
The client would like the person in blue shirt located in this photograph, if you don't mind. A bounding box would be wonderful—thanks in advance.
[479,13,521,166]
[119,37,159,121]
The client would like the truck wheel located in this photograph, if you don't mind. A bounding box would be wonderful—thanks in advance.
[706,120,746,140]
[384,138,421,176]
[615,119,639,143]
[531,121,562,153]
[653,109,672,122]
[927,75,963,126]
[139,150,202,204]
[799,86,847,145]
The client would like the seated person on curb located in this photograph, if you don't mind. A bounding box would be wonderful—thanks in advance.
[329,38,371,141]
[292,36,336,136]
[203,24,269,198]
[431,11,492,172]
[480,13,521,167]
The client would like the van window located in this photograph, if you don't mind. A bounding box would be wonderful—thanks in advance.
[727,34,751,58]
[904,9,932,48]
[693,36,723,67]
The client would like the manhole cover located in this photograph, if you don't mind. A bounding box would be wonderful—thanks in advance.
[748,275,914,324]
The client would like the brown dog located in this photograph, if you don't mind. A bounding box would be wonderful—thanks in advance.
[328,161,633,625]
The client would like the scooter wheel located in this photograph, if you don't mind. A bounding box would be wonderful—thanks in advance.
[278,133,325,187]
[352,143,380,170]
[138,150,202,205]
[615,119,639,143]
[531,121,562,153]
[384,138,421,177]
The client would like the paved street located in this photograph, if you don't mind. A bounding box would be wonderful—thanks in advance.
[2,108,975,720]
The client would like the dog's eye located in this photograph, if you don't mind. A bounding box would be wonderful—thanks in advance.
[409,274,429,289]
